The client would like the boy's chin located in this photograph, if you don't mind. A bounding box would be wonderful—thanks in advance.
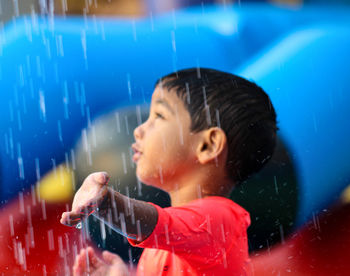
[136,173,168,192]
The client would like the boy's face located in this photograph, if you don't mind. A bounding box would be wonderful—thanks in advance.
[132,86,200,191]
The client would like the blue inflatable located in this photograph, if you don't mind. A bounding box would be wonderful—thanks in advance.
[0,4,350,230]
[0,4,302,202]
[239,23,350,226]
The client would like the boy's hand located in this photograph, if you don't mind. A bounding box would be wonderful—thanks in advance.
[73,247,129,276]
[60,172,110,227]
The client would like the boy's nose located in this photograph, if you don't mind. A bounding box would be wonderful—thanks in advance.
[134,124,144,140]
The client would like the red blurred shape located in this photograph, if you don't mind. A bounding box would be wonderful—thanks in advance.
[0,192,88,275]
[251,202,350,276]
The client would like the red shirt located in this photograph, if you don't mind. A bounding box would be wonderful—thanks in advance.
[128,196,252,276]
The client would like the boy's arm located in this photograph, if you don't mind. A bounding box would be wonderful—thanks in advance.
[60,172,158,242]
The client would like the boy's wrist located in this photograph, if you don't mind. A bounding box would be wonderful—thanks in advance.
[93,187,158,241]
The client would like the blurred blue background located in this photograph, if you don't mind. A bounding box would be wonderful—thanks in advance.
[0,0,350,274]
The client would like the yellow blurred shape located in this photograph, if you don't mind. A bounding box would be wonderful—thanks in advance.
[341,184,350,204]
[37,165,75,203]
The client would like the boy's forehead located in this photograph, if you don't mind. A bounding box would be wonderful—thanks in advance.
[152,85,167,99]
[151,86,177,104]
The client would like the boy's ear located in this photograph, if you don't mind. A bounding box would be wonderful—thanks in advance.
[196,127,227,165]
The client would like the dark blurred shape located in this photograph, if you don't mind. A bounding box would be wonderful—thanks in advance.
[74,105,170,263]
[232,135,298,252]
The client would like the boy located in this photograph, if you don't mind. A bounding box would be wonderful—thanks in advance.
[61,68,277,275]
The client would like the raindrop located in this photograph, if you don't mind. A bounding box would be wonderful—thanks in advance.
[164,223,170,245]
[47,229,55,251]
[196,184,202,199]
[136,220,141,241]
[92,15,98,34]
[124,114,130,135]
[100,218,106,242]
[9,215,14,237]
[149,12,154,32]
[171,30,176,53]
[30,6,39,34]
[100,21,106,40]
[35,158,40,182]
[86,106,91,128]
[122,152,127,174]
[115,112,121,133]
[120,212,127,236]
[131,19,137,41]
[31,184,36,205]
[64,152,70,169]
[136,105,142,126]
[137,178,142,197]
[274,175,279,195]
[41,199,47,220]
[82,128,92,166]
[81,30,88,68]
[63,81,69,119]
[28,225,35,248]
[13,0,19,17]
[58,236,64,257]
[129,146,134,169]
[18,191,25,214]
[58,120,63,142]
[18,64,25,87]
[51,157,57,178]
[215,109,221,128]
[107,209,113,235]
[9,127,14,160]
[64,233,70,254]
[26,205,32,226]
[222,248,228,269]
[128,247,133,267]
[12,238,18,262]
[220,223,226,243]
[71,149,76,170]
[127,74,132,101]
[39,89,46,122]
[158,166,164,185]
[279,224,285,244]
[185,83,190,104]
[61,0,68,15]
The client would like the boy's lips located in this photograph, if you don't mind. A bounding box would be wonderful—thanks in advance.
[132,143,142,162]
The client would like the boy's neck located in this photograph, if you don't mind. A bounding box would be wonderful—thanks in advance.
[167,167,234,207]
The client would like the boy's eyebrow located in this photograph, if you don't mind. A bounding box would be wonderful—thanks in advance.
[154,99,175,115]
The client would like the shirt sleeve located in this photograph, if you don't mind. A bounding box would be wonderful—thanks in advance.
[127,199,250,264]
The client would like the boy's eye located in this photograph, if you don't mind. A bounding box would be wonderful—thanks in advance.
[155,112,164,119]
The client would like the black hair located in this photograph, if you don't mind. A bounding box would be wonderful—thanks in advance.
[155,68,278,185]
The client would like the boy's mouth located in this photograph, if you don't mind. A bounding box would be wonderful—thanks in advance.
[132,143,142,162]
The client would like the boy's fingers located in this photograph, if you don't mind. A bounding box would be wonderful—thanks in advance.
[87,247,101,267]
[90,171,110,185]
[61,204,97,226]
[73,249,86,276]
[102,250,123,265]
[60,212,83,226]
